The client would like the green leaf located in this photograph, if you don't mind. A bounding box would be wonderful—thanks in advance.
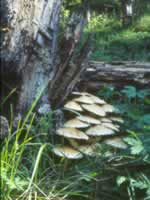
[121,86,137,99]
[124,137,144,155]
[142,114,150,125]
[116,176,127,186]
[137,89,150,99]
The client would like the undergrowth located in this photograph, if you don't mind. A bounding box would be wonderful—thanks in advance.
[86,14,150,61]
[1,85,150,200]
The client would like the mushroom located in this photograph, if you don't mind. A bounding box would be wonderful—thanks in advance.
[89,95,106,104]
[103,136,127,149]
[74,96,94,104]
[64,101,83,111]
[52,146,83,159]
[102,104,116,113]
[77,144,97,156]
[101,122,120,131]
[100,117,112,123]
[82,104,106,117]
[72,92,91,96]
[56,128,89,140]
[110,117,124,123]
[64,118,89,128]
[86,125,115,136]
[77,115,101,125]
[52,91,124,160]
[73,92,106,104]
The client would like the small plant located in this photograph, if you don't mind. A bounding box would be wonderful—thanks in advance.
[116,132,150,200]
[85,13,150,61]
[97,85,150,199]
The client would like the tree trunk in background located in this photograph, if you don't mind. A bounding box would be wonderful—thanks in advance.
[1,0,62,113]
[121,0,133,27]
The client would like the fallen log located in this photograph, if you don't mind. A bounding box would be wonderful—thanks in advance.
[79,61,150,91]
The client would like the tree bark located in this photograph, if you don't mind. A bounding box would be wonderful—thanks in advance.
[1,0,62,113]
[121,0,133,27]
[79,61,150,91]
[49,13,91,108]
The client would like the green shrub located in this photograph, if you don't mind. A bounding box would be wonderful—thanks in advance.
[87,14,122,34]
[86,13,150,61]
[134,14,150,32]
[97,85,150,199]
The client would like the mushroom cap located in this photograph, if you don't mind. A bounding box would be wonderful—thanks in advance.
[72,92,106,104]
[77,144,96,156]
[72,92,90,96]
[86,125,115,136]
[110,117,124,123]
[102,104,116,113]
[56,128,89,140]
[64,101,83,111]
[101,118,112,123]
[74,96,94,104]
[82,104,106,117]
[102,122,119,131]
[103,137,127,149]
[64,118,89,128]
[52,146,83,159]
[90,95,106,104]
[77,115,101,125]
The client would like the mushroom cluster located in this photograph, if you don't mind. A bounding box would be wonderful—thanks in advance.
[52,92,127,159]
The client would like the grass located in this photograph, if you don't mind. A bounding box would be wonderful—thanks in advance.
[0,87,96,200]
[1,85,150,200]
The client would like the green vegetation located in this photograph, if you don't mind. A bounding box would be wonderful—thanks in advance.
[63,0,150,62]
[87,14,150,61]
[1,1,150,199]
[1,86,150,200]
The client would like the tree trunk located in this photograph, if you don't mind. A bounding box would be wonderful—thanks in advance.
[121,0,133,27]
[1,0,62,113]
[48,12,91,108]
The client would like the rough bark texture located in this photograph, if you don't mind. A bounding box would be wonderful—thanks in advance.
[79,61,150,91]
[49,13,91,108]
[1,0,62,112]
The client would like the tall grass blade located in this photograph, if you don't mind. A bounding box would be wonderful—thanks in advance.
[27,144,46,191]
[1,88,17,106]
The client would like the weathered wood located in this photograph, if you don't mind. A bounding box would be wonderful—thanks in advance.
[49,13,91,108]
[1,0,62,113]
[79,61,150,91]
[0,116,9,139]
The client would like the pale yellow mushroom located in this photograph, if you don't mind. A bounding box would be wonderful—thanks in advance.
[56,128,89,140]
[64,118,89,128]
[103,137,127,149]
[77,115,101,125]
[82,104,106,117]
[64,101,83,111]
[52,146,83,159]
[86,125,115,136]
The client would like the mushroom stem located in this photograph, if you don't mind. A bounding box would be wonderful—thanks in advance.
[63,159,70,173]
[68,139,79,149]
